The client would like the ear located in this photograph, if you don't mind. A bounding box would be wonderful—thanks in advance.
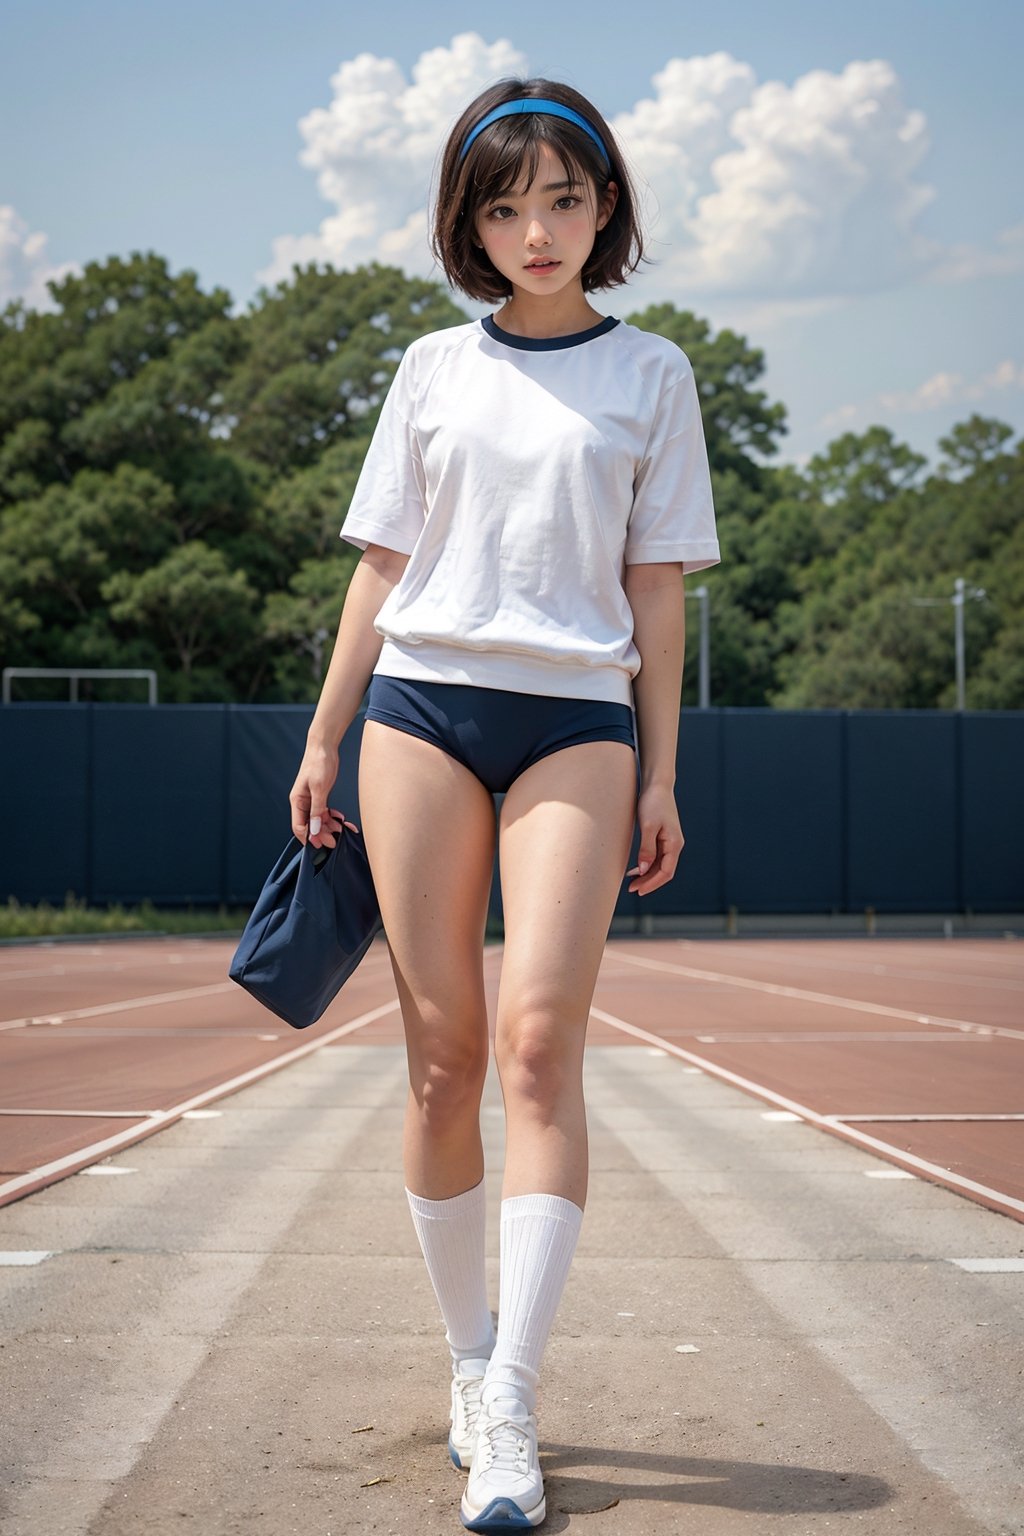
[596,179,619,232]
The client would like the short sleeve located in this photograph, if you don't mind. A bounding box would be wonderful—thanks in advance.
[625,364,720,572]
[339,352,426,556]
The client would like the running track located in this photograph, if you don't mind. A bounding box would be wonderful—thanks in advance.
[0,936,1021,1220]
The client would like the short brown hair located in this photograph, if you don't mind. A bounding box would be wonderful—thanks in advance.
[431,78,647,303]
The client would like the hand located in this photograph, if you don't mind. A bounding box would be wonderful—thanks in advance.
[626,783,684,896]
[289,744,360,850]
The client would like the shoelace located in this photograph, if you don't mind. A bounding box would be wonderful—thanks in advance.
[453,1373,484,1428]
[480,1409,531,1473]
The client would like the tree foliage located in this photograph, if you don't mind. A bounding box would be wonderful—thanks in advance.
[0,252,1020,709]
[0,255,464,701]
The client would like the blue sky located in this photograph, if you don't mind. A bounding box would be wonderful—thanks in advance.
[3,0,1022,467]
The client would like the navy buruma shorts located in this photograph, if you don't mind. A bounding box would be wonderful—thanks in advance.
[364,675,638,797]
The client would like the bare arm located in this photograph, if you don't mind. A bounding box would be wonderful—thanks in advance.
[623,561,686,894]
[625,561,685,789]
[289,544,410,847]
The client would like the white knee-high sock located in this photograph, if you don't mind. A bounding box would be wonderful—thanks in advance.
[405,1179,496,1368]
[482,1193,584,1414]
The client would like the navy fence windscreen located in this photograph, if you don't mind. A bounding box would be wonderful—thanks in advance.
[845,712,959,912]
[722,710,845,913]
[2,704,1021,914]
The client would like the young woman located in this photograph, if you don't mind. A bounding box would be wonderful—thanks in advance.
[288,77,720,1533]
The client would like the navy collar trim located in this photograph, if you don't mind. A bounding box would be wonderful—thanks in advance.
[481,313,620,351]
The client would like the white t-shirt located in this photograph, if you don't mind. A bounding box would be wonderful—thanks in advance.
[339,313,720,706]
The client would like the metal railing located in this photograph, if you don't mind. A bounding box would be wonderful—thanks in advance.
[2,668,159,705]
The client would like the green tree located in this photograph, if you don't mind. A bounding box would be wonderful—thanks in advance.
[626,303,792,706]
[220,262,466,472]
[769,420,1020,709]
[0,258,466,702]
[802,426,928,555]
[0,252,232,495]
[626,302,788,480]
[103,542,259,699]
[2,256,1021,709]
[262,556,359,701]
[936,414,1015,478]
[0,464,177,666]
[967,517,1024,709]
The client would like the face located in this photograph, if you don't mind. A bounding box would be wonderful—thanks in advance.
[473,140,618,301]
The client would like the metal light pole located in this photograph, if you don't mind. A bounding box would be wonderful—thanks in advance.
[693,584,710,709]
[909,576,986,710]
[953,577,966,712]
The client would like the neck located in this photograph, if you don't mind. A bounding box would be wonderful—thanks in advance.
[494,283,603,340]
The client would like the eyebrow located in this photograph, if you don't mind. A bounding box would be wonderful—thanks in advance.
[492,180,578,200]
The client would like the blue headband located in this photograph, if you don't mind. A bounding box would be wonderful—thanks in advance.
[459,98,611,169]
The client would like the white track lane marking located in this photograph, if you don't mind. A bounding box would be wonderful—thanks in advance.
[672,947,1024,995]
[829,1112,1024,1123]
[611,950,1024,1041]
[14,1026,283,1038]
[694,1030,986,1044]
[0,1109,157,1118]
[948,1258,1024,1272]
[0,999,401,1207]
[0,944,395,985]
[672,935,1024,982]
[0,963,126,982]
[589,1004,1024,1220]
[0,982,238,1032]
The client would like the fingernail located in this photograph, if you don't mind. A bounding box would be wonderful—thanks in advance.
[639,860,649,874]
[309,816,321,836]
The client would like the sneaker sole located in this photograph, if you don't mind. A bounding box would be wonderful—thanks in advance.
[448,1431,473,1471]
[459,1493,546,1531]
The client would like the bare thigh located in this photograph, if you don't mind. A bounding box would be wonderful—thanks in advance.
[358,720,497,1075]
[495,739,638,1062]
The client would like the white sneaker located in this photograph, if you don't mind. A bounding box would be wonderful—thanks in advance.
[459,1392,545,1531]
[449,1358,491,1470]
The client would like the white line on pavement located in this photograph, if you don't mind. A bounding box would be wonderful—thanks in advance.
[589,1004,1024,1219]
[611,949,1024,1041]
[0,1000,401,1206]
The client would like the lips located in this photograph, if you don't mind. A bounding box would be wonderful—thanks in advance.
[525,259,560,271]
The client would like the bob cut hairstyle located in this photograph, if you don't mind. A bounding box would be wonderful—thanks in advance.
[431,78,647,303]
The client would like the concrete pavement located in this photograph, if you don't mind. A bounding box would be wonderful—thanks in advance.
[1,1041,1021,1535]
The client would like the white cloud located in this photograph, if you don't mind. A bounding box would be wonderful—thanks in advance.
[610,53,754,220]
[817,402,862,432]
[260,35,1022,307]
[0,206,79,313]
[820,357,1024,430]
[614,55,939,298]
[257,32,528,290]
[924,220,1024,284]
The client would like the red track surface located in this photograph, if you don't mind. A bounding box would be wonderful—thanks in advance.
[1,935,1021,1219]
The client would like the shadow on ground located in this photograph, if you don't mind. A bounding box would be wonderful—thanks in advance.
[539,1443,891,1526]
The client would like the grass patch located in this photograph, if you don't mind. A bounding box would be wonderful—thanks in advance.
[1,897,507,943]
[0,895,251,939]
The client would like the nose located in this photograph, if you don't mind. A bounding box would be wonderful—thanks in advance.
[525,218,552,247]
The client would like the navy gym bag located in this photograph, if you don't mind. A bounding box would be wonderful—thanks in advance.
[229,828,384,1030]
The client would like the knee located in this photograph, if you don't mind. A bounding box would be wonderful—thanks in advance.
[411,1035,488,1129]
[496,1012,578,1113]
